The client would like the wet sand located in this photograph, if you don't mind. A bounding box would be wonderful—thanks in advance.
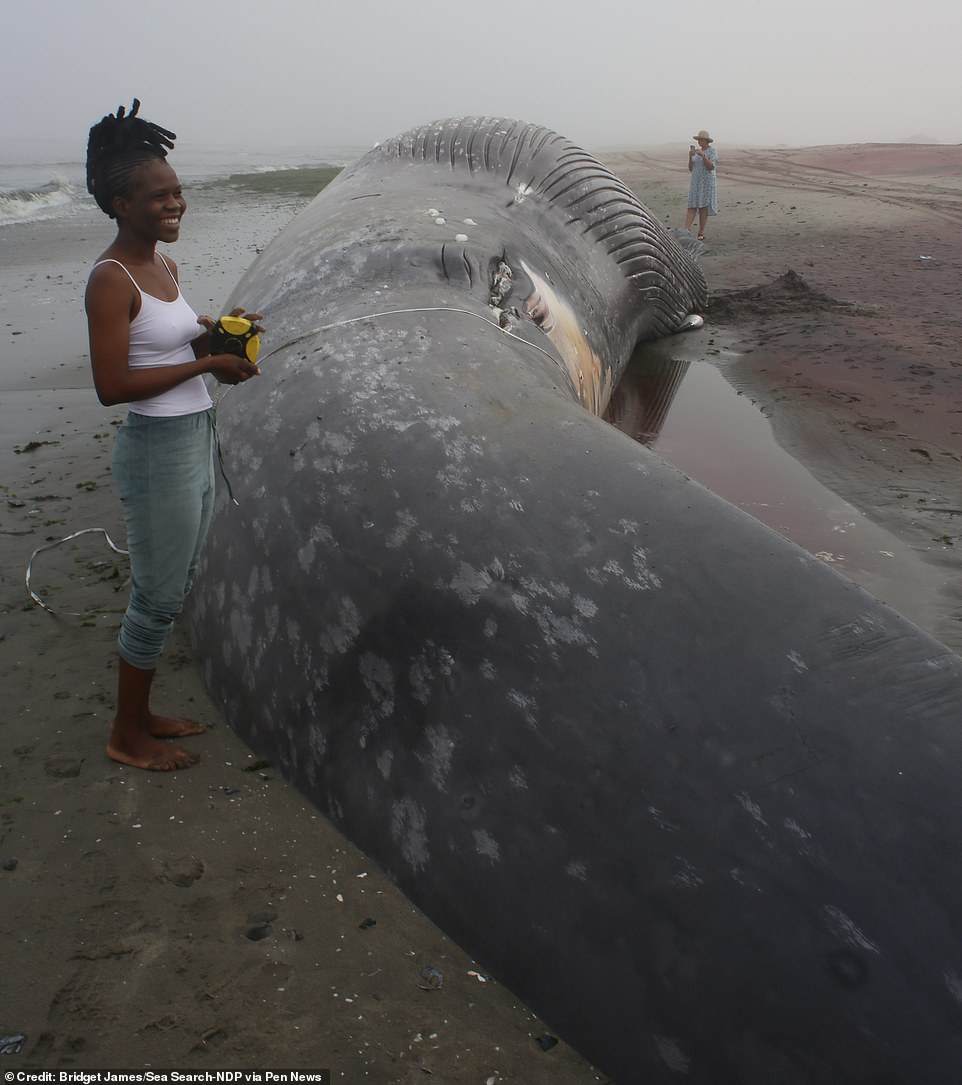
[2,143,960,1077]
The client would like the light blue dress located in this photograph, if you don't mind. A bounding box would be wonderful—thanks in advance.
[687,146,718,214]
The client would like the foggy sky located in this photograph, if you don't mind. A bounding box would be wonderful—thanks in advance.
[4,0,959,157]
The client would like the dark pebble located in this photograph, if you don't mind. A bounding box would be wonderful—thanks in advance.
[2,858,18,872]
[245,924,272,942]
[359,917,377,930]
[536,1034,559,1052]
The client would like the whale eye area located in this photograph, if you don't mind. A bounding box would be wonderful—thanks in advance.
[524,290,555,332]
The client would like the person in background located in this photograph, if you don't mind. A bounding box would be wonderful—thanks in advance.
[685,129,717,241]
[84,100,262,771]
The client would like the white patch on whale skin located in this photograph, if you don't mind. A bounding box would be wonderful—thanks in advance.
[410,644,456,705]
[532,606,594,649]
[586,546,662,591]
[649,806,681,833]
[376,748,394,781]
[654,1035,691,1074]
[297,428,356,479]
[507,689,538,727]
[509,766,528,790]
[296,540,314,573]
[297,522,336,573]
[822,905,880,955]
[418,723,457,791]
[566,860,588,881]
[511,592,530,615]
[573,595,598,619]
[386,510,418,549]
[670,858,704,889]
[391,797,430,872]
[787,650,809,673]
[323,597,362,655]
[500,575,599,651]
[784,817,812,842]
[446,561,492,605]
[474,829,500,862]
[945,970,962,1006]
[736,792,768,826]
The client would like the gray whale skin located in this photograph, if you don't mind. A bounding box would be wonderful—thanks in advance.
[189,118,962,1084]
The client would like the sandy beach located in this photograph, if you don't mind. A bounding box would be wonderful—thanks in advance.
[1,143,960,1079]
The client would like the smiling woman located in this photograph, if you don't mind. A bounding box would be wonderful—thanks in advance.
[82,99,264,772]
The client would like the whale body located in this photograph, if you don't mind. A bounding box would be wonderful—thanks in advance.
[189,118,962,1084]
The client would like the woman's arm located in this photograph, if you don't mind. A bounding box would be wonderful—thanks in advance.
[85,265,258,406]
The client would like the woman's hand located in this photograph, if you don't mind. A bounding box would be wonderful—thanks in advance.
[194,306,265,383]
[208,353,261,385]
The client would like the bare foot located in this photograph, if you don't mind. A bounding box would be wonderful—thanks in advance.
[107,735,200,772]
[148,712,207,738]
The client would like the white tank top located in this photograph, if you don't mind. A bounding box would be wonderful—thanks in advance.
[91,255,212,417]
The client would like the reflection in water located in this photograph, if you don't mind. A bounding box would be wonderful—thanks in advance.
[604,345,946,637]
[604,355,691,445]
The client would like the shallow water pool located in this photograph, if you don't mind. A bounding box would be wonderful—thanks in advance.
[606,343,945,635]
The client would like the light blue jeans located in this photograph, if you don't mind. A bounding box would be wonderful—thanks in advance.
[112,409,215,669]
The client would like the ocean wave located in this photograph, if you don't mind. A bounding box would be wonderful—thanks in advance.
[0,161,347,229]
[0,176,78,225]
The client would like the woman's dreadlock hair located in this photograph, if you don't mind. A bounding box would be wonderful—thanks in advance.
[86,99,177,219]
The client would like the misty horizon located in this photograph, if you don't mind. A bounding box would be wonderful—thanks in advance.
[3,0,959,158]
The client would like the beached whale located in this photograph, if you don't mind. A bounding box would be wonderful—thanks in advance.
[188,118,962,1084]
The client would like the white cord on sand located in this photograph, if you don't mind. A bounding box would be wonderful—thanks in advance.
[26,527,128,617]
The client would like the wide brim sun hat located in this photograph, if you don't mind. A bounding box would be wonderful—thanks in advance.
[692,130,713,143]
